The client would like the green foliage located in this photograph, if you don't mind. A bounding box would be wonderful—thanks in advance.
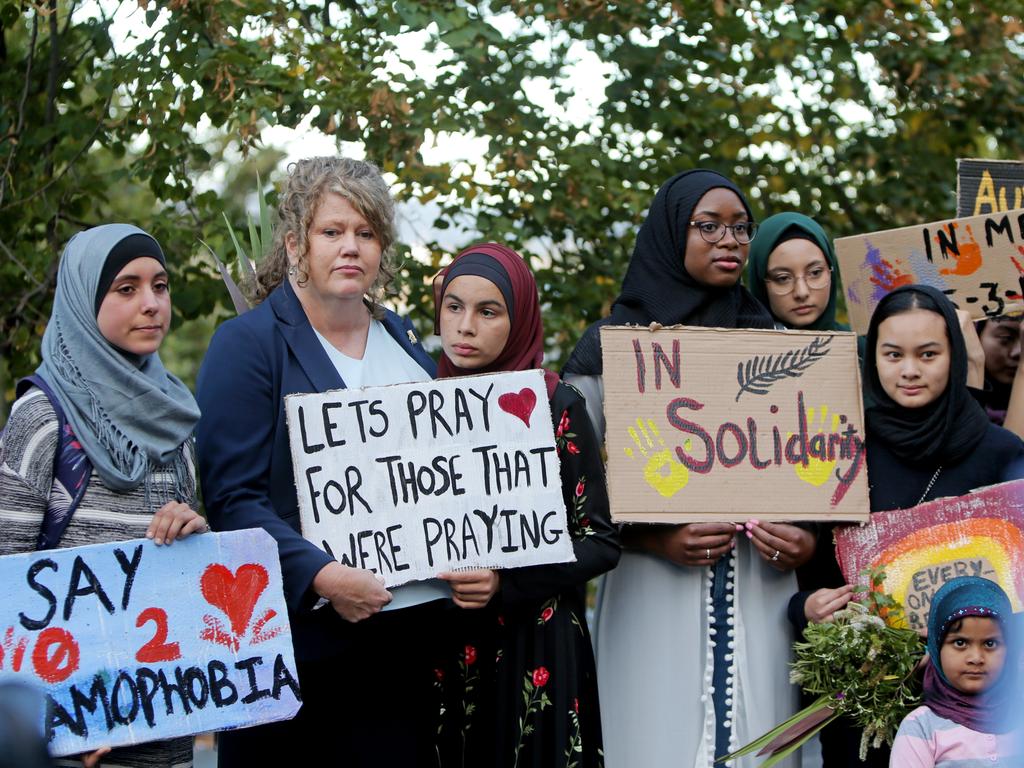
[201,172,274,314]
[2,0,1022,417]
[854,564,907,624]
[791,570,923,759]
[726,566,923,765]
[718,693,840,766]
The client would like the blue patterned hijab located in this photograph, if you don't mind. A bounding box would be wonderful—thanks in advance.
[36,224,200,500]
[924,576,1017,733]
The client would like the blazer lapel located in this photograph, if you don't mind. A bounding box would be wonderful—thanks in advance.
[271,281,345,392]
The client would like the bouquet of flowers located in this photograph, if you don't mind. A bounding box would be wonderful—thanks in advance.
[720,568,923,766]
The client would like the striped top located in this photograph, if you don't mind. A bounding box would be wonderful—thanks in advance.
[890,705,1021,767]
[0,386,194,768]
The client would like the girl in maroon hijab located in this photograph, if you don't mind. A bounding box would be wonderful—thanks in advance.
[433,243,621,768]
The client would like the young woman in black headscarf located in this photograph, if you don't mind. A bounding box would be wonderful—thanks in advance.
[792,284,1024,767]
[565,170,814,768]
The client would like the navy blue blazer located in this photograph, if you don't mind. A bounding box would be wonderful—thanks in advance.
[195,280,436,660]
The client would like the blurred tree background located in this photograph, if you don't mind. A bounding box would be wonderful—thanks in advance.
[2,0,1022,422]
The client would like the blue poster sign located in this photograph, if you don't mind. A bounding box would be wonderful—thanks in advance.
[0,528,300,756]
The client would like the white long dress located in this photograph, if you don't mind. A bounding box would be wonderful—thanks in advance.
[568,373,800,768]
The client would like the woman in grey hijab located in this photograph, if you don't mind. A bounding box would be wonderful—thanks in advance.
[0,224,206,767]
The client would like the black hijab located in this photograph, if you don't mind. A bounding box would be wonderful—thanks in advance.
[563,169,773,375]
[863,285,990,465]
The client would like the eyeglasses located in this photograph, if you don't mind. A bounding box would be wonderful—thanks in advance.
[689,220,758,244]
[764,266,832,296]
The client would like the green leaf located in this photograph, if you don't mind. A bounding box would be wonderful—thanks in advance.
[200,240,250,315]
[759,713,840,767]
[258,171,274,260]
[717,694,834,762]
[247,214,261,265]
[221,212,254,284]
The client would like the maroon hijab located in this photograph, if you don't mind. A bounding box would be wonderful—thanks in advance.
[434,242,560,398]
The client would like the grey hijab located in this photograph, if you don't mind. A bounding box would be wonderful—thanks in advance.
[36,224,200,499]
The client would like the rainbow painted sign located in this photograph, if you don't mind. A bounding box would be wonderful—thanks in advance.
[835,480,1024,630]
[834,208,1024,335]
[0,529,300,756]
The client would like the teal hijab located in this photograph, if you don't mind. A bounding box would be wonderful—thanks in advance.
[746,212,846,332]
[36,224,200,499]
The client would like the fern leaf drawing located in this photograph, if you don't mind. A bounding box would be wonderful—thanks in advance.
[735,336,833,401]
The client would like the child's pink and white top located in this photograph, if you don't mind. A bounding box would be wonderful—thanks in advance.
[890,705,1020,767]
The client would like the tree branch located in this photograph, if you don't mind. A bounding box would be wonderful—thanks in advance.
[0,235,54,324]
[62,0,80,37]
[45,0,60,177]
[0,13,39,207]
[0,90,113,212]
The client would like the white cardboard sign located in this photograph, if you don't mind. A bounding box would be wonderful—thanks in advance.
[285,370,575,587]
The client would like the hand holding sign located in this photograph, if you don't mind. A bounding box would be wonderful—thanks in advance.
[637,522,736,568]
[312,562,392,622]
[439,568,501,609]
[145,501,207,546]
[744,520,815,571]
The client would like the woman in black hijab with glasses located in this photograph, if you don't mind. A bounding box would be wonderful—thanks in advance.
[564,170,813,768]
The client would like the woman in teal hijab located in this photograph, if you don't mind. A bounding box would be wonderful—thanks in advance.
[0,224,206,766]
[747,212,848,331]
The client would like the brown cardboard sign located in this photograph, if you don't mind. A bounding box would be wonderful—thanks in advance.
[957,158,1024,218]
[600,325,870,523]
[834,208,1024,334]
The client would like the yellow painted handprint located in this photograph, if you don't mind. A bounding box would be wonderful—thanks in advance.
[624,418,691,498]
[791,405,841,487]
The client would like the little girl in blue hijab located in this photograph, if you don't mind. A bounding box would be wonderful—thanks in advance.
[890,576,1020,766]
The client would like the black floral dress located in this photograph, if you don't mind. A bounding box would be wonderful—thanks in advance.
[435,382,621,768]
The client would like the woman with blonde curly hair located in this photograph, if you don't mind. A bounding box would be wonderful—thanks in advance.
[196,156,443,766]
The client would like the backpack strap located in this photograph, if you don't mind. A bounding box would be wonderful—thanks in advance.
[14,375,92,550]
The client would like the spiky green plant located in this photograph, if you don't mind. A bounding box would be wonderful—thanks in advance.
[201,172,274,314]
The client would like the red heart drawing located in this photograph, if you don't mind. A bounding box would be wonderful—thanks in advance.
[498,388,537,427]
[200,563,269,640]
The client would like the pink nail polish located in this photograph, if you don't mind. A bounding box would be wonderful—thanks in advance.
[745,531,752,539]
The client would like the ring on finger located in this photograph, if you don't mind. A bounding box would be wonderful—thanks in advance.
[706,548,711,560]
[771,549,780,562]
